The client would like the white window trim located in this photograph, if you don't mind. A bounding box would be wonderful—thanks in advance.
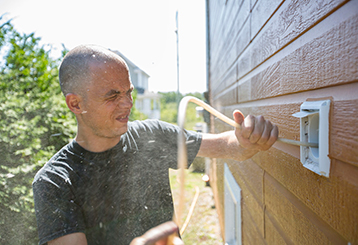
[224,163,242,245]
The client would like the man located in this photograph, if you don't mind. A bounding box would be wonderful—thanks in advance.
[33,44,278,245]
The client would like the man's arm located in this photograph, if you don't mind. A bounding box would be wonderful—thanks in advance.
[197,110,278,161]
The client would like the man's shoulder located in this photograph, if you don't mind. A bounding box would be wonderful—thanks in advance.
[33,141,75,185]
[128,119,178,133]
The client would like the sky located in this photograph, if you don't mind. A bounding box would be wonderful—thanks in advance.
[1,0,207,94]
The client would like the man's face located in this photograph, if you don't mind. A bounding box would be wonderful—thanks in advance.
[78,59,134,140]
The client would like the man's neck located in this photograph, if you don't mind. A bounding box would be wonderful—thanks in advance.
[75,133,121,153]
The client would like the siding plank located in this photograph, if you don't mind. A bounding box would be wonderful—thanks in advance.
[228,159,264,204]
[242,203,265,245]
[210,1,250,94]
[331,99,358,165]
[211,20,250,94]
[265,172,347,244]
[212,65,237,98]
[265,209,294,245]
[250,0,348,70]
[256,149,358,242]
[213,81,237,107]
[247,13,358,101]
[210,158,225,239]
[250,0,283,40]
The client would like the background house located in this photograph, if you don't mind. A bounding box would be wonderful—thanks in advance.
[205,0,358,244]
[113,50,161,119]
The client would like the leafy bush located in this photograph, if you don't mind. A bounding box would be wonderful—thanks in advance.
[0,16,76,244]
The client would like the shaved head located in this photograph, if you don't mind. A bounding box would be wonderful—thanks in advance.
[59,44,128,97]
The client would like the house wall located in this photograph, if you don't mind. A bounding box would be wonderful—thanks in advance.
[206,0,358,244]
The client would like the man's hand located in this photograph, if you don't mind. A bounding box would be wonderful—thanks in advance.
[233,110,278,151]
[130,221,184,245]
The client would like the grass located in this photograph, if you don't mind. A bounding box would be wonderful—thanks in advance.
[169,168,223,245]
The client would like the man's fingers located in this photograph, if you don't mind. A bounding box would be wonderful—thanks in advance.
[256,119,273,145]
[249,115,266,143]
[266,125,279,146]
[234,112,278,151]
[241,115,255,139]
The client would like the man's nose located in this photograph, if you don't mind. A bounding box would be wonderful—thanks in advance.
[118,95,133,109]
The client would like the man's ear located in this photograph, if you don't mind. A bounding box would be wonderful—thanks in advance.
[65,93,83,115]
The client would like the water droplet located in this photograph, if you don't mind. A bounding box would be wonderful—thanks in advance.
[92,54,96,58]
[144,206,148,210]
[6,173,15,178]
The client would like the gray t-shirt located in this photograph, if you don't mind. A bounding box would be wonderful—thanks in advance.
[33,119,202,245]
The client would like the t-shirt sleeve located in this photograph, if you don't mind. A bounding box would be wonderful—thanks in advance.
[33,165,85,245]
[181,127,202,167]
[130,120,202,169]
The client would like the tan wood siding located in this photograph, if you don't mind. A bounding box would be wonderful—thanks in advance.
[265,210,294,245]
[264,173,346,244]
[207,0,358,243]
[242,203,265,244]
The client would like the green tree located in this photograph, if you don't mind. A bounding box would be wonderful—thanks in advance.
[159,91,181,124]
[0,16,77,244]
[129,89,148,121]
[158,91,183,104]
[158,91,204,130]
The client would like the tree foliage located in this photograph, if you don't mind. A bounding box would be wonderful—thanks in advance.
[0,17,75,244]
[129,88,148,121]
[158,91,204,129]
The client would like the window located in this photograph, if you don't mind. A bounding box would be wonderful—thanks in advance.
[224,163,242,245]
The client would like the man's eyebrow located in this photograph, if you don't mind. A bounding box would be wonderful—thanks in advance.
[104,87,134,97]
